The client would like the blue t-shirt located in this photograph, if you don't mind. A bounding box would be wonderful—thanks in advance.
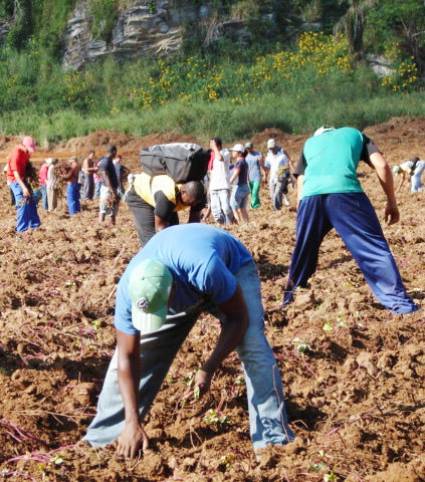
[246,151,262,182]
[114,224,253,335]
[99,156,119,190]
[235,159,248,186]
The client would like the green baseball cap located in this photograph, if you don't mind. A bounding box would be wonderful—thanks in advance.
[129,259,173,334]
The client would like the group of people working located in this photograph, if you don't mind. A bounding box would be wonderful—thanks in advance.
[4,141,128,232]
[85,126,419,459]
[3,126,420,459]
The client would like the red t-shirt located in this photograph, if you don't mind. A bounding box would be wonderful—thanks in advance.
[7,146,30,182]
[39,163,48,185]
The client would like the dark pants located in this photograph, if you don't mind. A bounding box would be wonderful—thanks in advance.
[284,193,418,315]
[83,174,95,200]
[126,187,179,246]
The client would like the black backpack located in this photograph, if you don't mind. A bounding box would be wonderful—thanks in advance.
[140,143,210,183]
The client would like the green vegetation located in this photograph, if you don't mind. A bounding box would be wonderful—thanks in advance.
[0,0,424,143]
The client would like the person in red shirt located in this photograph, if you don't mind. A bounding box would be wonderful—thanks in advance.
[38,160,49,210]
[7,136,41,232]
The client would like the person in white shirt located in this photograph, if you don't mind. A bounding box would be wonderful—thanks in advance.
[393,157,425,192]
[264,138,294,210]
[46,158,60,211]
[208,137,236,225]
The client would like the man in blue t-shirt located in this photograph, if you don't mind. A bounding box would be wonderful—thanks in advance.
[84,224,294,456]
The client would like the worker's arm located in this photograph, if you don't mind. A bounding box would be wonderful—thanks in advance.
[115,329,149,458]
[154,215,169,232]
[195,286,248,395]
[13,170,30,197]
[369,152,399,225]
[229,165,240,184]
[296,174,304,208]
[210,139,224,163]
[396,172,406,193]
[284,150,295,172]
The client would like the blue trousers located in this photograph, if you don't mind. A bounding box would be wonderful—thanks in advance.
[284,193,418,315]
[67,182,81,216]
[84,262,294,449]
[10,182,41,233]
[40,185,48,210]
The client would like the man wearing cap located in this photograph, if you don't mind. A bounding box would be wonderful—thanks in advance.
[6,136,41,232]
[264,138,293,210]
[245,142,263,209]
[283,126,418,315]
[126,172,206,246]
[84,224,295,456]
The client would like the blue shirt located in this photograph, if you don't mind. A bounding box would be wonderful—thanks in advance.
[114,224,253,335]
[246,151,262,182]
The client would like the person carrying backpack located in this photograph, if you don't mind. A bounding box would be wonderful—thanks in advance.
[126,172,206,246]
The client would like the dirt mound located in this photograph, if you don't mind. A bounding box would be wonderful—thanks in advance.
[0,121,424,481]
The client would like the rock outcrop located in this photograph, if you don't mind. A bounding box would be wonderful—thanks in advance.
[63,0,254,70]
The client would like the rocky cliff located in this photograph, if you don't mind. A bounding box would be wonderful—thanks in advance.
[63,0,258,70]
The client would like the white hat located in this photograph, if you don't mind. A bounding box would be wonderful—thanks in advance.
[230,143,245,153]
[267,138,276,149]
[314,126,335,137]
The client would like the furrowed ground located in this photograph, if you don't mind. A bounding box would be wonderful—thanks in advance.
[0,118,424,481]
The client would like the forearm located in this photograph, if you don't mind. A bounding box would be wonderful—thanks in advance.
[376,164,397,204]
[155,216,169,231]
[13,171,27,190]
[203,319,246,373]
[296,175,304,206]
[118,354,141,423]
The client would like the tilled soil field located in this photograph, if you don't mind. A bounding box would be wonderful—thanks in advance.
[0,118,424,481]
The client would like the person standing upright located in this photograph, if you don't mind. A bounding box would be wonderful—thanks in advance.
[6,136,41,233]
[81,150,97,201]
[284,126,418,315]
[63,157,81,216]
[229,144,250,223]
[46,158,60,212]
[98,145,120,226]
[208,137,235,225]
[245,142,263,209]
[38,159,49,211]
[264,138,293,210]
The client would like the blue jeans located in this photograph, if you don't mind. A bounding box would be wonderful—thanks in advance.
[284,193,418,314]
[40,185,48,210]
[94,181,102,199]
[84,261,294,449]
[67,182,81,215]
[10,182,41,233]
[230,184,250,210]
[210,189,235,225]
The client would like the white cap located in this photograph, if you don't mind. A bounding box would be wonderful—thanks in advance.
[230,143,245,153]
[314,126,335,137]
[267,138,276,149]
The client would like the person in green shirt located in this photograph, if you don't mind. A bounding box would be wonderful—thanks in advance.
[283,126,418,315]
